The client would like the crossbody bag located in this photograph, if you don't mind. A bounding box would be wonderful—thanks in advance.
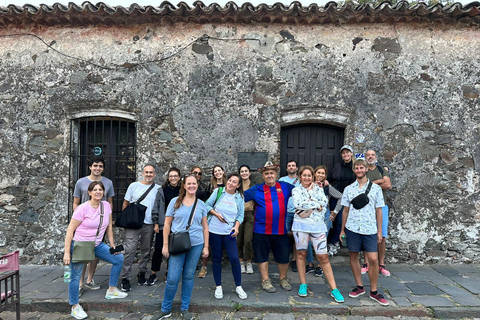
[115,183,155,229]
[350,181,373,210]
[168,198,198,255]
[72,202,104,263]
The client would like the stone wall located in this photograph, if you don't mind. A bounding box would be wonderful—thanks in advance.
[0,21,479,264]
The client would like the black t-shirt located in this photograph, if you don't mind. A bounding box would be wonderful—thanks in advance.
[162,183,181,208]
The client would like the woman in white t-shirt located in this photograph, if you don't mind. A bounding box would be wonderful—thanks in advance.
[205,173,248,300]
[64,181,127,320]
[292,166,344,303]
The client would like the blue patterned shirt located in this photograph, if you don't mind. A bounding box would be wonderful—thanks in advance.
[341,179,385,235]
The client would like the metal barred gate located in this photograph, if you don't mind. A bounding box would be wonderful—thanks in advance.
[68,117,137,220]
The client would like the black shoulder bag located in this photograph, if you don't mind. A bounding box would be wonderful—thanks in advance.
[168,198,198,255]
[350,181,373,210]
[115,184,155,229]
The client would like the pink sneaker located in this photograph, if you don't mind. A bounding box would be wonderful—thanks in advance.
[369,292,389,306]
[348,287,365,298]
[379,265,391,277]
[361,263,369,274]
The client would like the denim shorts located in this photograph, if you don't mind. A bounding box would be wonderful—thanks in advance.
[345,229,377,253]
[253,233,290,264]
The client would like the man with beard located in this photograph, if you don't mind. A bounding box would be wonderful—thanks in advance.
[361,150,392,276]
[279,160,300,186]
[340,160,389,306]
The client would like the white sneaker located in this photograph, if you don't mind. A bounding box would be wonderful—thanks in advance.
[105,288,128,299]
[71,304,88,319]
[214,286,223,299]
[240,262,246,274]
[246,262,254,274]
[236,286,248,300]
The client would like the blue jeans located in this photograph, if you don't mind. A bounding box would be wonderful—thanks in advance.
[328,207,343,245]
[162,244,203,313]
[69,242,124,305]
[210,233,242,287]
[306,241,314,264]
[324,208,332,236]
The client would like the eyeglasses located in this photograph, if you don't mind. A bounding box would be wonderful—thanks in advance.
[192,171,202,176]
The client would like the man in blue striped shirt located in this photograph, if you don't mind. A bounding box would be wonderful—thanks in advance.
[244,162,295,293]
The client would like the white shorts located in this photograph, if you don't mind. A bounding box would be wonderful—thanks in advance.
[293,231,328,255]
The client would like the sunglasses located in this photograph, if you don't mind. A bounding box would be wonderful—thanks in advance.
[192,171,202,176]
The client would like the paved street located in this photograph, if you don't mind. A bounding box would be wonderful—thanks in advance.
[0,311,448,320]
[3,254,480,319]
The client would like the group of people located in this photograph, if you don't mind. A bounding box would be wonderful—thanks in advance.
[63,144,392,320]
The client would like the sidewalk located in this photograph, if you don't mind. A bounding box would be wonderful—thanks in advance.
[12,256,480,319]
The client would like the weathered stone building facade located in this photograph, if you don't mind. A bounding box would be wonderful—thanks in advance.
[0,1,479,264]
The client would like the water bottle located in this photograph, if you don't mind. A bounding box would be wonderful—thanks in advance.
[64,265,71,283]
[341,235,347,247]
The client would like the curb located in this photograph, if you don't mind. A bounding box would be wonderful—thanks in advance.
[432,306,480,319]
[22,299,447,317]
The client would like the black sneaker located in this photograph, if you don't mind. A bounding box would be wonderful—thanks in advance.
[137,272,146,285]
[314,267,323,277]
[146,274,157,286]
[121,278,131,292]
[153,311,172,320]
[290,260,297,272]
[181,310,193,320]
[306,265,315,274]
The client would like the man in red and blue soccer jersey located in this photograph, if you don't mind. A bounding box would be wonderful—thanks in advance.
[244,162,295,293]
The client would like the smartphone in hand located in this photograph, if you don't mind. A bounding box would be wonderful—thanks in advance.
[110,245,124,254]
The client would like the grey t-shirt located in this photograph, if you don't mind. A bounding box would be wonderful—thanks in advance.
[73,176,115,205]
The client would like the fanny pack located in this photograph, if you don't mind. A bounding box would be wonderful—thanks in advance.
[350,181,373,210]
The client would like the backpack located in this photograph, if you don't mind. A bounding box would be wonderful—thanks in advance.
[377,166,384,176]
[207,187,224,218]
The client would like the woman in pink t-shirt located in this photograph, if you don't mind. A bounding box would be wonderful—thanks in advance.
[63,181,127,320]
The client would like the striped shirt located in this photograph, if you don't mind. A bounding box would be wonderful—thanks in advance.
[244,181,295,235]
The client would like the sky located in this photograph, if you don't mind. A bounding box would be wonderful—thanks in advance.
[2,0,474,8]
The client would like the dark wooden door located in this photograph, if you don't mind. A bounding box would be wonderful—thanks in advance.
[280,124,344,176]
